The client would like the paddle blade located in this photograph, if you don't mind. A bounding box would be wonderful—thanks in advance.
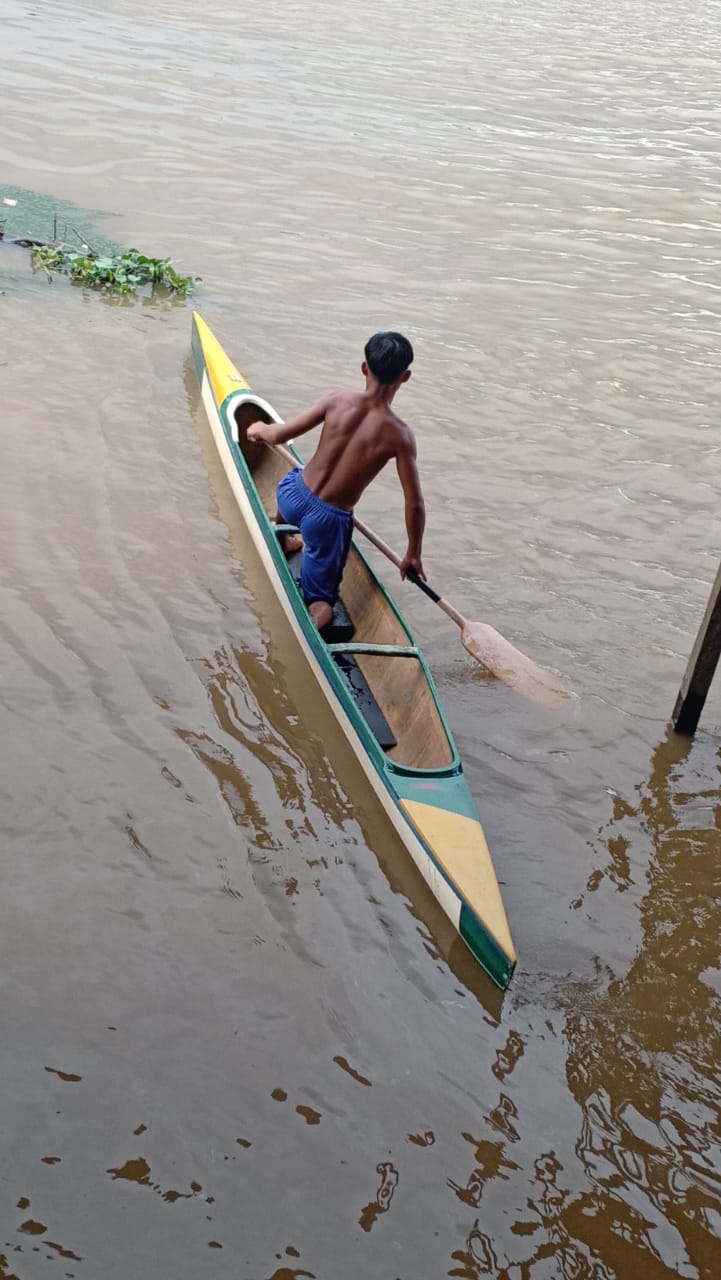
[461,621,573,706]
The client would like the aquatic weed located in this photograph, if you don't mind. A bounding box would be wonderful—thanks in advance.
[31,243,198,297]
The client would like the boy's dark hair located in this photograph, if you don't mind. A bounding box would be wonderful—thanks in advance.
[364,331,414,385]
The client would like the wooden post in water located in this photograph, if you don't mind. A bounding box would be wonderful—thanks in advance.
[673,558,721,735]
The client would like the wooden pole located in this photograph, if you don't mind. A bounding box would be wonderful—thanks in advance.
[673,557,721,735]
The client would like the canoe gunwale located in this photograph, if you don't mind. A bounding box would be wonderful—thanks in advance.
[191,313,516,989]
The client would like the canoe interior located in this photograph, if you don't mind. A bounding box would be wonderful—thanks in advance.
[232,399,454,772]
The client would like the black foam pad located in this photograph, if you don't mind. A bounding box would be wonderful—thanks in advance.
[333,653,397,752]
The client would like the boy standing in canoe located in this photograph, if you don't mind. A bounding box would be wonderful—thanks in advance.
[247,332,425,630]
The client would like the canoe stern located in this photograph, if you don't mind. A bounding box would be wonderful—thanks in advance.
[395,774,516,989]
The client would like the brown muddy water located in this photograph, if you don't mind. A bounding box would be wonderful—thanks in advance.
[2,1,721,1276]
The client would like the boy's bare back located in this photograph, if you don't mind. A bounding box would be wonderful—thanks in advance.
[302,390,414,510]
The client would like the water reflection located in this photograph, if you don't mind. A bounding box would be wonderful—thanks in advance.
[445,728,721,1278]
[359,1161,399,1233]
[560,729,721,1277]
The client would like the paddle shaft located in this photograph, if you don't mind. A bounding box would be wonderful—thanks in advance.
[268,441,467,628]
[352,514,467,630]
[261,440,571,702]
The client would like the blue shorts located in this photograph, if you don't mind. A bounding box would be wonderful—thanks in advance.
[276,468,354,606]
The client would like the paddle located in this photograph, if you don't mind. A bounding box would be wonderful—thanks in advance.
[351,515,570,704]
[268,441,571,704]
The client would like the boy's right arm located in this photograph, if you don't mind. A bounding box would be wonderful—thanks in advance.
[395,433,426,581]
[247,394,334,447]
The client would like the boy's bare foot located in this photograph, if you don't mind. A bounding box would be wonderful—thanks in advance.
[309,600,333,630]
[279,531,303,555]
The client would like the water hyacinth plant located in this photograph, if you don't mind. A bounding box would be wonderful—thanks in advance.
[31,244,197,297]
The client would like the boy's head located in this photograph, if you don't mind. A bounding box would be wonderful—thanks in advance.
[363,331,414,386]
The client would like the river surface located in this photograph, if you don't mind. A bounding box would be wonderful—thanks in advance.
[2,1,721,1276]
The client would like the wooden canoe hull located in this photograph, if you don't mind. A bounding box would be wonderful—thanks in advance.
[191,312,516,989]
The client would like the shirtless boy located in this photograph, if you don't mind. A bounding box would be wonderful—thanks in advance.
[247,332,425,630]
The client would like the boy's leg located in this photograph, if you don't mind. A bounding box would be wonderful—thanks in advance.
[308,600,333,630]
[300,511,353,632]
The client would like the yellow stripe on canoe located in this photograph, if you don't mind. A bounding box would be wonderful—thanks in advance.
[400,799,516,963]
[193,311,249,406]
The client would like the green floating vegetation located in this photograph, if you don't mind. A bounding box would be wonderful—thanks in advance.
[31,243,198,297]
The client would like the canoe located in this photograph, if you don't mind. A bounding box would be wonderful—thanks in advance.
[191,312,516,989]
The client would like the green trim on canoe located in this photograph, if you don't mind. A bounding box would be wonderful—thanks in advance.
[391,770,479,821]
[460,903,515,990]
